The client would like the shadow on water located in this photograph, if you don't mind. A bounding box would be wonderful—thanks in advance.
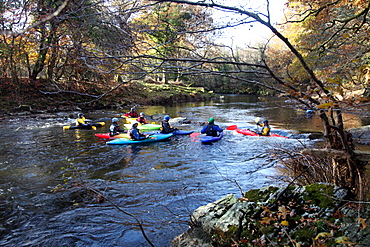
[0,95,368,246]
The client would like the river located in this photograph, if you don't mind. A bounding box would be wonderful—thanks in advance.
[0,95,368,246]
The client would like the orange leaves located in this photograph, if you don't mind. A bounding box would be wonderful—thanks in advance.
[259,216,273,225]
[358,218,368,229]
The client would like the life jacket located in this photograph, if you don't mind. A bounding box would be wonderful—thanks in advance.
[129,128,143,140]
[110,123,121,136]
[161,121,172,133]
[127,111,139,118]
[205,124,218,137]
[137,116,146,124]
[76,117,86,126]
[129,129,136,140]
[261,126,271,136]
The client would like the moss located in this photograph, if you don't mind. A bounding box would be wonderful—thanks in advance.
[292,228,316,243]
[244,186,279,202]
[303,184,334,208]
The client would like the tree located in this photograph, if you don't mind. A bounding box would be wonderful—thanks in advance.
[132,0,215,83]
[146,0,369,198]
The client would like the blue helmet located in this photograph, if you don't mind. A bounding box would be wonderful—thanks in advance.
[112,118,119,123]
[164,115,170,121]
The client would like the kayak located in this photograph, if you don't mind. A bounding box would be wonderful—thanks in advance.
[227,125,288,138]
[200,132,224,143]
[106,133,173,145]
[143,130,194,135]
[124,123,161,130]
[236,129,288,138]
[95,133,129,139]
[124,117,138,124]
[63,122,105,130]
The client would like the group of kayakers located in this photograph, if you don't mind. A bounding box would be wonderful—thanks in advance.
[76,107,272,140]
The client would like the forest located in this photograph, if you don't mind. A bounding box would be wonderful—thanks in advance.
[1,0,369,102]
[1,0,369,244]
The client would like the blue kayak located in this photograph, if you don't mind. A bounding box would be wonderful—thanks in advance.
[200,132,224,143]
[107,134,173,145]
[144,130,194,135]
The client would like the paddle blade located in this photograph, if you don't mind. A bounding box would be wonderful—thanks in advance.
[190,132,201,138]
[226,125,238,130]
[63,126,70,130]
[92,126,97,130]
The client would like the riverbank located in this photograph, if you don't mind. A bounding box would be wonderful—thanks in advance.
[0,78,217,116]
[171,184,370,247]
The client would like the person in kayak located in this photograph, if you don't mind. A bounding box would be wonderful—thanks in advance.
[201,118,223,137]
[257,120,271,136]
[109,118,125,137]
[161,115,178,134]
[76,113,94,129]
[124,107,139,118]
[136,112,147,124]
[129,121,149,140]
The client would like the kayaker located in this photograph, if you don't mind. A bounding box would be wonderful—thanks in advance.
[76,113,92,128]
[201,118,223,137]
[129,121,149,140]
[109,118,125,137]
[257,120,271,136]
[136,112,147,124]
[124,107,139,118]
[161,115,178,133]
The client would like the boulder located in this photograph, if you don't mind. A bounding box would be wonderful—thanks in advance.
[171,184,369,247]
[349,125,370,145]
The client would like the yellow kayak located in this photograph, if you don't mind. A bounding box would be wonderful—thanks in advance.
[63,122,105,130]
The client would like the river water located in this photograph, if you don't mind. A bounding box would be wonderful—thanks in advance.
[0,95,368,247]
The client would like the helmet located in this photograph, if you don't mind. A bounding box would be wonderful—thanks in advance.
[140,112,145,116]
[164,115,170,121]
[263,120,269,124]
[132,121,139,126]
[130,107,136,111]
[112,118,119,123]
[78,113,84,118]
[208,117,215,124]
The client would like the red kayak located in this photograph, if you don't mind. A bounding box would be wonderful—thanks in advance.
[227,125,288,138]
[95,133,129,139]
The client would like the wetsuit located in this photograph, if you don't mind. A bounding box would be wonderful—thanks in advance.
[259,125,271,136]
[161,120,177,133]
[201,123,223,137]
[126,111,139,118]
[109,123,124,137]
[136,116,147,124]
[76,116,91,128]
[129,127,147,140]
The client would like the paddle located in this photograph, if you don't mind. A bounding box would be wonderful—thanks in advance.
[254,117,262,133]
[226,125,238,130]
[190,132,202,138]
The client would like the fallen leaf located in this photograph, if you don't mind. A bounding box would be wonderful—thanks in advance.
[315,232,332,239]
[278,205,288,219]
[260,217,273,225]
[358,218,367,229]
